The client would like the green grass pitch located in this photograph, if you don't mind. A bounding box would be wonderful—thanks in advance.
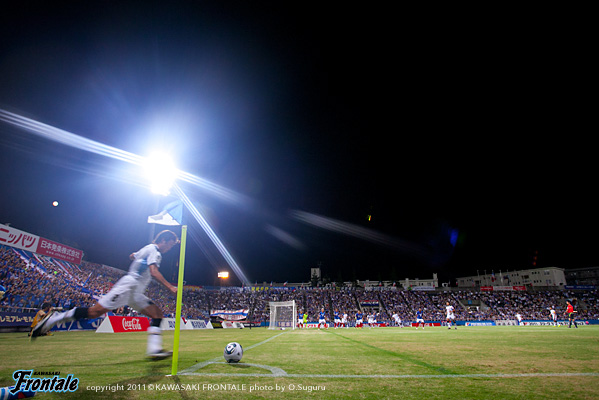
[1,326,598,399]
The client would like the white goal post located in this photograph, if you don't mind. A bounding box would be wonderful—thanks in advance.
[268,300,297,330]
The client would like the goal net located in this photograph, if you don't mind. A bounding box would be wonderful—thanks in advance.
[268,300,297,330]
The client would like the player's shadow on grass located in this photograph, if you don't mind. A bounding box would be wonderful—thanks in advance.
[228,363,250,369]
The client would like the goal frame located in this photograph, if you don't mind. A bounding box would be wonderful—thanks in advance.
[268,300,297,330]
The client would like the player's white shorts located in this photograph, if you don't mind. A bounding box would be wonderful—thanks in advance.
[416,318,424,323]
[342,318,348,324]
[356,319,363,324]
[319,319,326,325]
[446,313,455,320]
[334,318,341,324]
[98,275,152,312]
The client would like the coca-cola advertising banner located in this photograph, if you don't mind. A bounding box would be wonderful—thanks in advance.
[96,316,150,333]
[0,223,83,264]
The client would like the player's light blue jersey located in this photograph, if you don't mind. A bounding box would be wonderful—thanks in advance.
[129,244,162,287]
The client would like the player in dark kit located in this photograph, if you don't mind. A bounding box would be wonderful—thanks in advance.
[566,300,578,328]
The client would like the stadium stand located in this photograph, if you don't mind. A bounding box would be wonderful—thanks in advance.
[2,245,598,325]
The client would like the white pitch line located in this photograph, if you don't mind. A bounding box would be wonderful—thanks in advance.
[180,371,599,379]
[178,331,288,375]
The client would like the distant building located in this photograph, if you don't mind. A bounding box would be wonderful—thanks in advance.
[357,274,438,290]
[564,266,599,286]
[456,267,566,288]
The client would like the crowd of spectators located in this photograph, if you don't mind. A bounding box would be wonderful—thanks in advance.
[2,245,598,324]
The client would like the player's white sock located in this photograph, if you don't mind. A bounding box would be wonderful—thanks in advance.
[147,326,163,354]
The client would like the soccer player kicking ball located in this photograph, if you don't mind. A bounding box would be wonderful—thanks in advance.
[445,302,457,330]
[32,230,180,360]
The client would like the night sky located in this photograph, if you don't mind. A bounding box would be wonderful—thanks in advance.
[0,3,596,286]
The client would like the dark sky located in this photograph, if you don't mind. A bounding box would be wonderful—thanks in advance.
[0,2,596,286]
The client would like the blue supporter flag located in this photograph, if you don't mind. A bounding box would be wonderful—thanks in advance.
[147,200,183,226]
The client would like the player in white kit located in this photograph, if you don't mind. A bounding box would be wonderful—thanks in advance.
[550,307,558,326]
[392,312,402,328]
[32,230,180,359]
[515,312,523,326]
[342,312,348,328]
[445,302,456,330]
[367,313,374,328]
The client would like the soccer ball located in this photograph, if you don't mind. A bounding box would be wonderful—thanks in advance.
[223,342,243,363]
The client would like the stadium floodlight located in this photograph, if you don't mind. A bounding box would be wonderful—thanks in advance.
[143,151,179,196]
[218,272,229,279]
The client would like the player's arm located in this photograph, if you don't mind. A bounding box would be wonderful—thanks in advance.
[149,264,177,294]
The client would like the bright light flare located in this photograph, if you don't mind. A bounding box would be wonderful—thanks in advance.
[218,272,229,279]
[0,109,249,206]
[144,152,178,196]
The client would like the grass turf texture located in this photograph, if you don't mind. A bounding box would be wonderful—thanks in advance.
[1,326,598,399]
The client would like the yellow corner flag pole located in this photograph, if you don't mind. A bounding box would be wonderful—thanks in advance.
[171,224,187,376]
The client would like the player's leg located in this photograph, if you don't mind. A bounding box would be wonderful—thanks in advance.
[134,294,171,359]
[142,304,169,356]
[31,279,129,339]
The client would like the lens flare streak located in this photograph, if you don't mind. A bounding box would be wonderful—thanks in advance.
[174,183,251,286]
[0,109,143,165]
[290,210,429,259]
